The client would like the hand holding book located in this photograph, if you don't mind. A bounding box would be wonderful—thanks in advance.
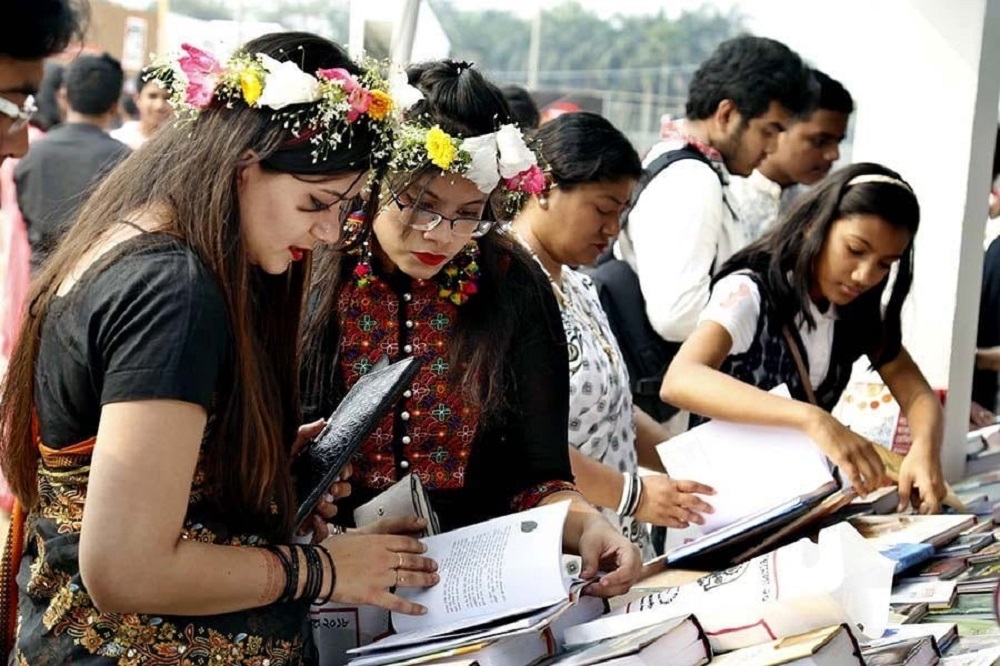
[574,511,643,597]
[321,531,439,616]
[802,406,887,496]
[896,443,946,515]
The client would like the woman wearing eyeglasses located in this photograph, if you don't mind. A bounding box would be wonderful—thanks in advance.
[303,60,641,598]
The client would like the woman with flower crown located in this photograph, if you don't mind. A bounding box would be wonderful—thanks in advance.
[302,61,642,598]
[0,33,439,664]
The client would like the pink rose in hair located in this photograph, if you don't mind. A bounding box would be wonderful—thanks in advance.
[318,68,371,121]
[178,43,222,109]
[347,87,372,122]
[317,68,360,92]
[505,164,546,195]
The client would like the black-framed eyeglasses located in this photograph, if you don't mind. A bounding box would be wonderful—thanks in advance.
[389,190,492,239]
[0,95,36,136]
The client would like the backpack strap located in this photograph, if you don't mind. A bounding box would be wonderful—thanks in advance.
[621,143,727,234]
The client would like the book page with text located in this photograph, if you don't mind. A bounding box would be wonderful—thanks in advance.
[393,501,572,635]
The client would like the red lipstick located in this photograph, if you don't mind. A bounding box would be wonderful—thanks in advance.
[413,252,447,266]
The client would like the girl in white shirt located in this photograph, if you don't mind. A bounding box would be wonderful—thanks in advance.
[662,163,946,514]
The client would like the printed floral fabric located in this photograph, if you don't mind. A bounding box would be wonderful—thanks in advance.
[336,263,575,519]
[16,443,309,665]
[559,270,654,559]
[338,273,481,492]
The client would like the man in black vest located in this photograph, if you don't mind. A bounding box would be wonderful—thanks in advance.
[613,36,815,428]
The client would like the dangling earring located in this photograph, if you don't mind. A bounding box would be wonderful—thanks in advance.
[436,241,481,306]
[538,178,555,209]
[343,210,374,288]
[352,239,374,289]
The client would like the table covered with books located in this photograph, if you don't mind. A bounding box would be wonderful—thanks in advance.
[331,384,1000,666]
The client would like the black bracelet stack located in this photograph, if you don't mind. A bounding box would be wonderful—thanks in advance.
[301,545,324,603]
[264,545,299,604]
[264,544,338,605]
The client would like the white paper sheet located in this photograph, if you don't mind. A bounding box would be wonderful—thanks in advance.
[657,385,834,534]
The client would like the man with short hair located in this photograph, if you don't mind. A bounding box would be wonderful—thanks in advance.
[1,0,86,165]
[110,66,173,149]
[15,53,129,272]
[617,35,815,349]
[729,69,854,240]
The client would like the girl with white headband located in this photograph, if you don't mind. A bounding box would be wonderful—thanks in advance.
[302,60,642,598]
[662,162,946,514]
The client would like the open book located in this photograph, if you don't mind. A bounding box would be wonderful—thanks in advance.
[654,386,840,568]
[348,502,590,665]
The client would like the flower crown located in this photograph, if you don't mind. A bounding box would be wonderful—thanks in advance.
[149,44,422,164]
[389,121,545,217]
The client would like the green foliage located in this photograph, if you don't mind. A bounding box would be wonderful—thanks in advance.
[254,0,350,42]
[429,0,746,95]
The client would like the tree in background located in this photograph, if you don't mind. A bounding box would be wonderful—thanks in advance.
[255,0,348,43]
[169,0,232,21]
[430,1,744,106]
[169,0,348,43]
[430,0,744,148]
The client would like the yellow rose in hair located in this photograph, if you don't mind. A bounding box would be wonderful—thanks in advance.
[240,70,264,106]
[425,126,456,170]
[367,90,393,121]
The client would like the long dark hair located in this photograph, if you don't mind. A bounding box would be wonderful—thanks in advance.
[303,60,548,420]
[718,162,920,366]
[0,32,378,540]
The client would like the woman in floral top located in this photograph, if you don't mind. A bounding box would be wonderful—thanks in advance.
[0,34,438,665]
[303,61,641,595]
[511,112,715,561]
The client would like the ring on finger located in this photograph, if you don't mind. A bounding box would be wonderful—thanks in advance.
[396,552,403,570]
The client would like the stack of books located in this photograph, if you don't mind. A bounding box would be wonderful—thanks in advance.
[329,418,1000,666]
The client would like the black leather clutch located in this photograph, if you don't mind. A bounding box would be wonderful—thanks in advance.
[293,355,421,530]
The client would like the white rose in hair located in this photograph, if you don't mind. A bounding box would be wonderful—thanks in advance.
[257,54,322,110]
[495,124,536,178]
[460,134,501,194]
[388,63,423,110]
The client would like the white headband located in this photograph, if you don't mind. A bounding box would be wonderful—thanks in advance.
[846,173,912,192]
